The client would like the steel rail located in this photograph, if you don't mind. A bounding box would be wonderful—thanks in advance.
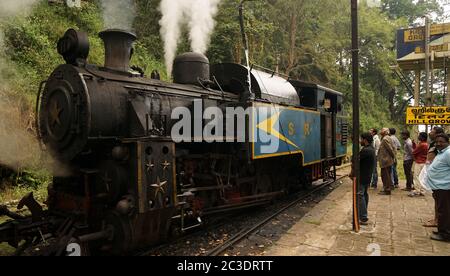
[205,174,348,256]
[137,165,350,256]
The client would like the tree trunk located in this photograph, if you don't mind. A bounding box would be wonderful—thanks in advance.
[388,88,396,121]
[286,12,297,75]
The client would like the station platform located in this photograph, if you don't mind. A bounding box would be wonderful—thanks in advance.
[265,176,450,256]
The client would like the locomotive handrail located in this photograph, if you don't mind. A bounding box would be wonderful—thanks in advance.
[250,64,291,81]
[212,76,225,100]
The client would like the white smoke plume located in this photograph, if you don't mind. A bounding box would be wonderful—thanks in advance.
[0,0,38,18]
[159,0,222,76]
[159,0,187,77]
[100,0,136,31]
[188,0,221,54]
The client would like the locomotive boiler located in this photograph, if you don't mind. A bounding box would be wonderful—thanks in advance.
[0,28,348,255]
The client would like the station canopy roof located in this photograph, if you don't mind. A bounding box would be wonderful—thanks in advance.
[396,24,450,71]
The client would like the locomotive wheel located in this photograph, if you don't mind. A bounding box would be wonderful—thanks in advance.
[104,211,132,255]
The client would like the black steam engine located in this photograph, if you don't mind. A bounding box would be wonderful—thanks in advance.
[0,28,348,255]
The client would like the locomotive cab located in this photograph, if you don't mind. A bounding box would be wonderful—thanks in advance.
[293,81,348,161]
[290,81,348,178]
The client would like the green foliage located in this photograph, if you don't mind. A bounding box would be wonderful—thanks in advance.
[5,169,50,189]
[134,0,164,60]
[0,0,167,103]
[0,166,50,203]
[381,0,443,24]
[132,41,169,80]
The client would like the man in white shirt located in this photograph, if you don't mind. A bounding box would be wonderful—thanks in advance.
[370,128,381,189]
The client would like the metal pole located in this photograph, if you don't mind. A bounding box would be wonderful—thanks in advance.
[447,57,450,106]
[431,50,435,106]
[239,0,254,100]
[414,70,421,107]
[447,58,450,133]
[351,0,360,233]
[425,18,431,106]
[414,70,421,139]
[424,17,431,133]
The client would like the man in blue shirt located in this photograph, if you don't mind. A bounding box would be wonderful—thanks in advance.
[427,134,450,242]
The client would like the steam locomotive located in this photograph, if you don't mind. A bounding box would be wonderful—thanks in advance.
[0,28,348,255]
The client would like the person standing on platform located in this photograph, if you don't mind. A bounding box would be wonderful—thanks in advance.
[410,132,428,197]
[355,133,376,225]
[378,128,396,195]
[401,130,414,191]
[390,128,401,189]
[370,128,381,189]
[423,127,445,227]
[428,127,445,164]
[426,134,450,242]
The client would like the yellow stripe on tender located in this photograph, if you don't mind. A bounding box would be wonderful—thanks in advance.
[256,111,299,149]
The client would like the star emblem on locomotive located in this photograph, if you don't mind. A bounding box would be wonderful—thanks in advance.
[150,177,167,198]
[161,160,171,171]
[145,160,155,172]
[49,100,63,126]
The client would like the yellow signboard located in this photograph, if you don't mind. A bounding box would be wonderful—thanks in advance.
[406,107,450,125]
[404,23,450,43]
[431,23,450,36]
[404,28,424,42]
[414,43,449,54]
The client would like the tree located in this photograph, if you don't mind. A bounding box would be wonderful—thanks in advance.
[381,0,443,25]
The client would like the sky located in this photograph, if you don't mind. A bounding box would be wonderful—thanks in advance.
[440,0,450,21]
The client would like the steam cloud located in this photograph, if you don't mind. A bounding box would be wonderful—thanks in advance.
[159,0,222,76]
[188,0,221,54]
[0,89,43,171]
[100,0,136,31]
[0,0,38,18]
[0,0,55,173]
[159,0,186,77]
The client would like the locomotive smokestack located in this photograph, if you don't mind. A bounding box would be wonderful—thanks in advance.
[99,29,136,72]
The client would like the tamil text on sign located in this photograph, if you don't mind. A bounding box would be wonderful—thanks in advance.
[406,107,450,125]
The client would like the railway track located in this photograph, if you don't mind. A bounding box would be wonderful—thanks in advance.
[205,174,348,256]
[139,165,350,256]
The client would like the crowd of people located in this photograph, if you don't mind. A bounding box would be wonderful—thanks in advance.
[355,127,450,243]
